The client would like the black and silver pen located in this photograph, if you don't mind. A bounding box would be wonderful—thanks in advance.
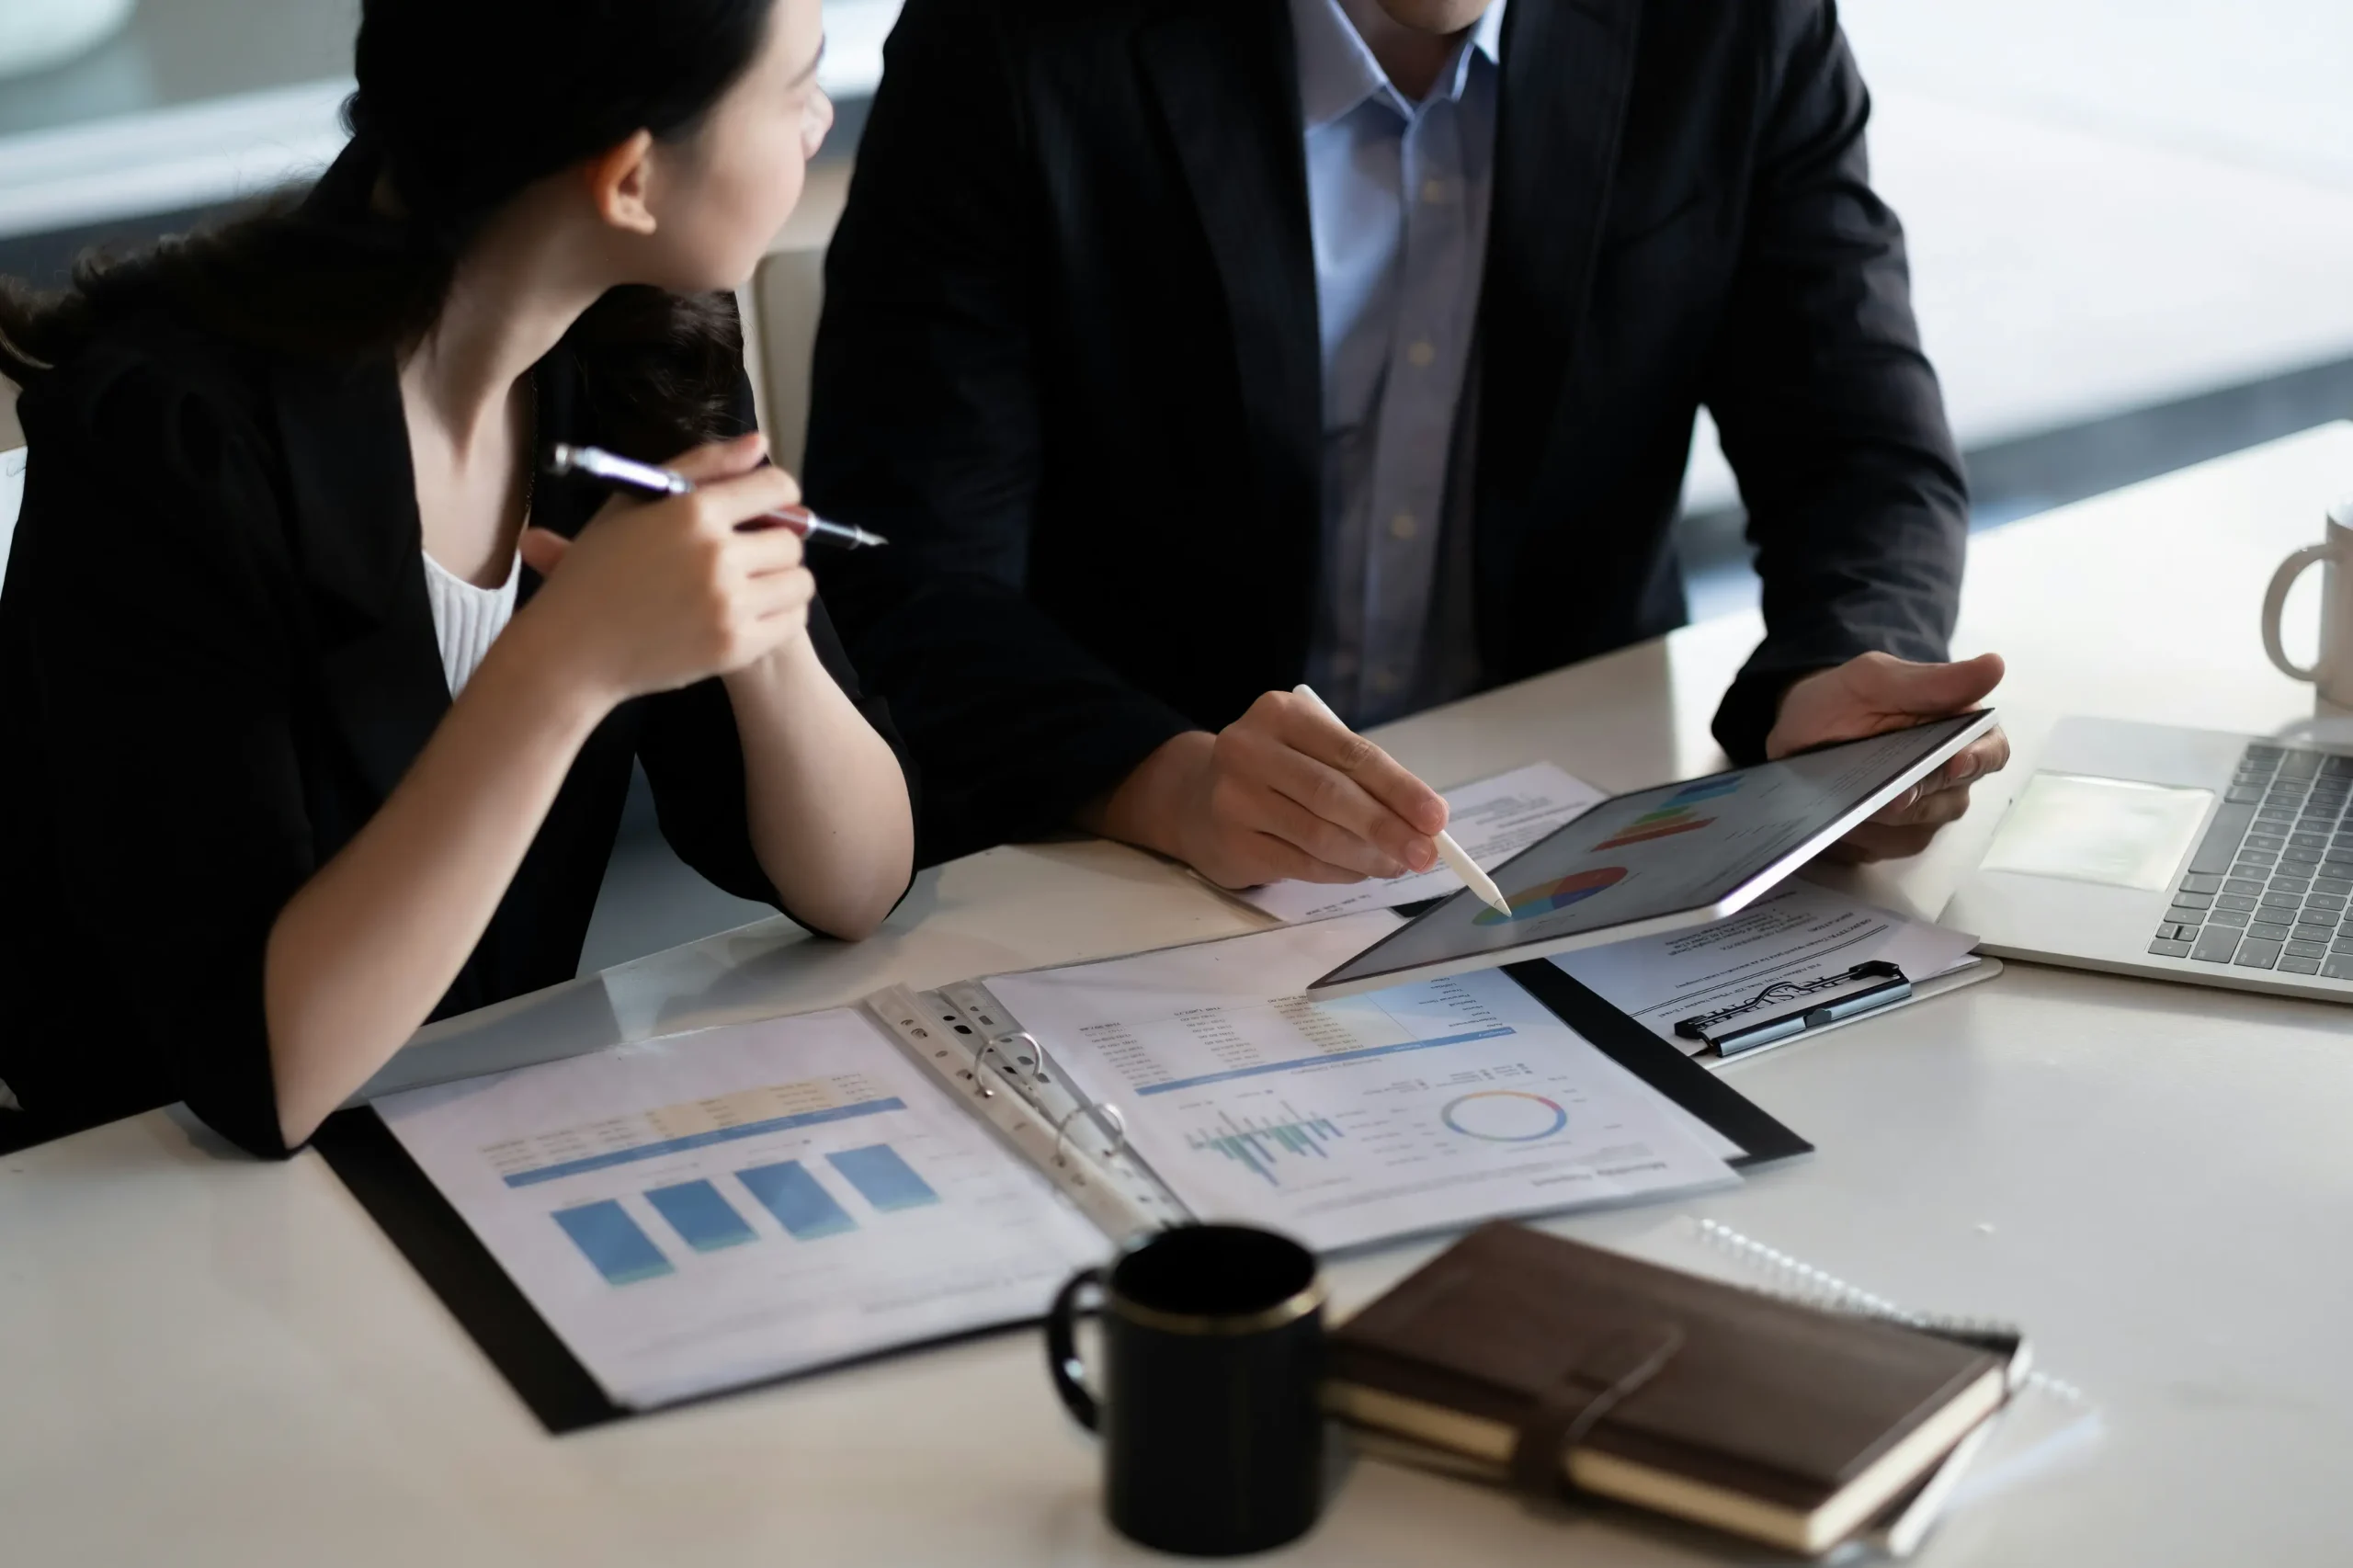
[545,443,889,550]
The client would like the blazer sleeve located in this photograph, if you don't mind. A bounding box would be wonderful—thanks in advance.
[1700,0,1970,762]
[632,593,916,925]
[802,0,1195,866]
[632,368,917,923]
[22,346,308,1158]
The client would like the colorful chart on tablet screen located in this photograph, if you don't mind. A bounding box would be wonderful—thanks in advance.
[1475,866,1627,926]
[1590,775,1747,851]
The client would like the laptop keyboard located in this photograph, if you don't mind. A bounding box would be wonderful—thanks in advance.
[2149,744,2353,978]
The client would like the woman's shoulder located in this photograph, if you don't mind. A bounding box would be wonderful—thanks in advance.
[12,306,301,598]
[21,305,276,475]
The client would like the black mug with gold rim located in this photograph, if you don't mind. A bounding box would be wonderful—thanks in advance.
[1045,1224,1327,1556]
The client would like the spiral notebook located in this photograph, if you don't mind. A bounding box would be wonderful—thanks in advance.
[314,913,1810,1431]
[1677,1220,2102,1558]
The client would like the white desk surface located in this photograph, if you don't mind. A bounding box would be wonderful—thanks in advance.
[9,425,2353,1566]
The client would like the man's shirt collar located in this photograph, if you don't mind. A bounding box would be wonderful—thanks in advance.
[1292,0,1507,130]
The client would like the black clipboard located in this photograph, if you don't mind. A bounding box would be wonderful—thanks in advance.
[314,961,1811,1436]
[1502,960,1812,1167]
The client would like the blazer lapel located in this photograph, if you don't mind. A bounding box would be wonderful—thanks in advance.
[1475,0,1645,609]
[269,353,451,804]
[1136,0,1323,550]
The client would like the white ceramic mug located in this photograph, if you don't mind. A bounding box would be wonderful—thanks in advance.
[2263,498,2353,710]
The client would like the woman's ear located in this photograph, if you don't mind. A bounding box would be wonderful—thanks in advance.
[585,130,660,236]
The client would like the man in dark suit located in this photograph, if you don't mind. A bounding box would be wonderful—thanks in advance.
[806,0,2009,888]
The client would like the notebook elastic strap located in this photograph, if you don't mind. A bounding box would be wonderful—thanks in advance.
[1506,1323,1687,1496]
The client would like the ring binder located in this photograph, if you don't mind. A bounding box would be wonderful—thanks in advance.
[1051,1100,1128,1170]
[869,983,1186,1241]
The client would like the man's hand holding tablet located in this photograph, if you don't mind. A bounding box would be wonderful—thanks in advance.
[1768,653,2013,864]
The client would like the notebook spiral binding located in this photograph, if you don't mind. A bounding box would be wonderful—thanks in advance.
[1692,1219,2087,1405]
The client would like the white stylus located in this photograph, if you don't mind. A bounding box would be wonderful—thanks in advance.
[1290,685,1513,916]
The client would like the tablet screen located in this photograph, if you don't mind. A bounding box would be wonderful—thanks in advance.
[1313,713,1989,990]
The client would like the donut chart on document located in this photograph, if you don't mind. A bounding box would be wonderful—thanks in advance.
[1439,1090,1569,1142]
[1473,866,1628,926]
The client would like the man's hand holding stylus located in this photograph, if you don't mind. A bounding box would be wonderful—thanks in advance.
[1080,691,1449,888]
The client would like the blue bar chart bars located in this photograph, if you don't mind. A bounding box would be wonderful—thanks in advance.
[552,1199,675,1286]
[738,1160,860,1239]
[644,1179,757,1253]
[1183,1104,1345,1186]
[827,1144,941,1211]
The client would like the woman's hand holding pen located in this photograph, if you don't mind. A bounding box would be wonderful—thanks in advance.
[515,431,816,705]
[1084,689,1451,889]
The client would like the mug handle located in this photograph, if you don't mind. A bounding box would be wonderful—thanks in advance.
[1045,1266,1105,1431]
[2264,543,2336,681]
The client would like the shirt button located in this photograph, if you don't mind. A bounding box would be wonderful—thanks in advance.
[1406,340,1436,369]
[1390,512,1418,540]
[1421,178,1447,203]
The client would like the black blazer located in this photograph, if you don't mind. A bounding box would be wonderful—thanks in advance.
[806,0,1967,866]
[0,310,909,1157]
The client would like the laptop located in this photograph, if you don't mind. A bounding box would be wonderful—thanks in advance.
[1946,715,2353,999]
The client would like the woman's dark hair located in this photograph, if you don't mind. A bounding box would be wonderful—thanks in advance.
[0,0,778,455]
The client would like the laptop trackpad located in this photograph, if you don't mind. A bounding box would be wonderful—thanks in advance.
[1978,771,2215,892]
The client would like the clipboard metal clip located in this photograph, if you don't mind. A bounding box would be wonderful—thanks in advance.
[1674,960,1914,1057]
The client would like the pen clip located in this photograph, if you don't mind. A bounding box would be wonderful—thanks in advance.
[1703,965,1915,1057]
[1676,960,1914,1055]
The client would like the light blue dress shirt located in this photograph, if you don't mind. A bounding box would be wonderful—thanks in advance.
[1292,0,1505,726]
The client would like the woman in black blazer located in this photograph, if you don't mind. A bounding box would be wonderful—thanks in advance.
[0,0,914,1156]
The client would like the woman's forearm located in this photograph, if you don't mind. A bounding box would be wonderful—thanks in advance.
[724,634,914,939]
[263,620,607,1146]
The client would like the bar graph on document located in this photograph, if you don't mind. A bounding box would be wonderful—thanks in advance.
[983,914,1739,1252]
[374,1008,1104,1409]
[1185,1104,1347,1185]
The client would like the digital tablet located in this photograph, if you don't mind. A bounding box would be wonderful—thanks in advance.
[1308,710,1999,996]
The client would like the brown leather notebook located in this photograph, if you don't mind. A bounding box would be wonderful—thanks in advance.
[1325,1222,2008,1555]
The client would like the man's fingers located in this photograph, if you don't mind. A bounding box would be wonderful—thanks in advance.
[1245,829,1376,885]
[1272,695,1449,836]
[1831,821,1943,864]
[1956,726,2012,781]
[1245,788,1407,879]
[1870,779,1977,829]
[1200,833,1362,891]
[1252,738,1438,871]
[1877,729,2012,813]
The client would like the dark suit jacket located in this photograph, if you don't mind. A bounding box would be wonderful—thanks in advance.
[807,0,1967,867]
[0,310,907,1157]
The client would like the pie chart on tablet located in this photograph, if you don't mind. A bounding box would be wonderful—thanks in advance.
[1474,866,1627,926]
